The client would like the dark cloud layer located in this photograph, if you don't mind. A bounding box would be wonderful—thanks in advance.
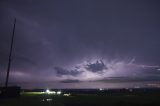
[59,79,80,83]
[54,67,82,76]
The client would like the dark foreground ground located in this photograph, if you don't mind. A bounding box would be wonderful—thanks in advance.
[1,89,160,106]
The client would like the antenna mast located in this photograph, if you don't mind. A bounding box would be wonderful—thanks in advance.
[5,18,16,87]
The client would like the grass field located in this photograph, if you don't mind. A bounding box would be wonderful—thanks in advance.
[1,92,160,106]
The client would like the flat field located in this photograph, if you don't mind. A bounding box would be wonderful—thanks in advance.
[0,92,160,106]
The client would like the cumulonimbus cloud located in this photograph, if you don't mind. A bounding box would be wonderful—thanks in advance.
[54,58,160,82]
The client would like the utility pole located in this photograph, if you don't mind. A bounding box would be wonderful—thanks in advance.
[5,18,16,88]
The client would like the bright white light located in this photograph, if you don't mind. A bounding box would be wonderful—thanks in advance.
[63,93,71,96]
[99,88,104,91]
[46,89,51,94]
[45,89,57,94]
[57,91,62,95]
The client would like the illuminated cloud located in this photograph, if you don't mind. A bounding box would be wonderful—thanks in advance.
[53,58,160,82]
[85,60,107,72]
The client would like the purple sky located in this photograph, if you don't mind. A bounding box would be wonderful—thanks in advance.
[0,0,160,89]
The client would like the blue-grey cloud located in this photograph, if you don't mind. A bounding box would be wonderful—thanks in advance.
[85,60,107,72]
[54,66,83,76]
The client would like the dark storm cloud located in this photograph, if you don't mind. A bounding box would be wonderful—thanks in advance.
[13,55,37,66]
[141,68,160,75]
[86,60,107,72]
[1,0,160,65]
[0,0,160,88]
[54,67,83,76]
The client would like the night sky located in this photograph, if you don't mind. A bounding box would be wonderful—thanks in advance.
[0,0,160,89]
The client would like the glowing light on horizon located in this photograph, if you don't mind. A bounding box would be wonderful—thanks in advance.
[57,91,62,95]
[45,89,56,94]
[63,93,71,96]
[46,89,50,94]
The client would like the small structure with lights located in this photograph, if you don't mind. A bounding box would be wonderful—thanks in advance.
[45,89,56,94]
[99,88,104,91]
[57,91,62,95]
[63,93,71,96]
[45,89,62,95]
